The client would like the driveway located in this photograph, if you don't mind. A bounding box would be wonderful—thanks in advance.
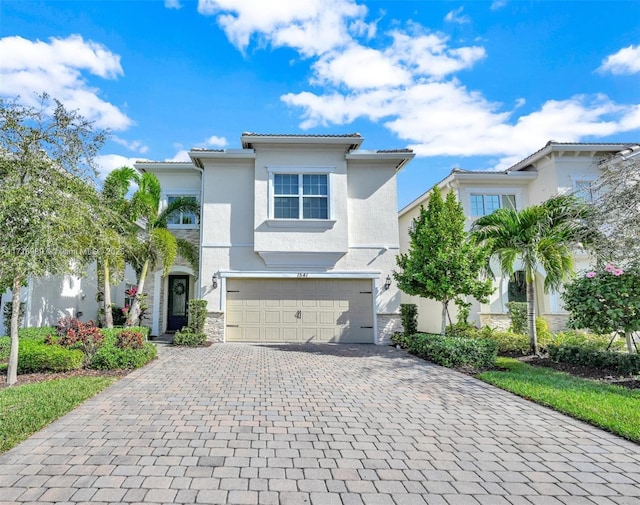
[1,344,639,505]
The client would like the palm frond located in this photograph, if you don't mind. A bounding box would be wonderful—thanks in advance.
[176,238,199,276]
[156,197,201,229]
[150,228,177,277]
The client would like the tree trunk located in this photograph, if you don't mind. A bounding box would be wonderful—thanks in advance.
[526,279,538,354]
[625,331,635,354]
[103,262,113,329]
[441,300,448,335]
[127,260,148,327]
[6,275,23,386]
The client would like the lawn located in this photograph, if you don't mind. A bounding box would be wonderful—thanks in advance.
[478,357,640,443]
[0,376,116,453]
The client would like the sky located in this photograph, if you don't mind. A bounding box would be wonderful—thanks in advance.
[1,0,639,209]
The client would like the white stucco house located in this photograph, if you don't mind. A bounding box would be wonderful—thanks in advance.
[398,141,640,334]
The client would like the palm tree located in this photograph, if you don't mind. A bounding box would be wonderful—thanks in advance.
[471,195,590,354]
[98,167,139,328]
[125,172,199,327]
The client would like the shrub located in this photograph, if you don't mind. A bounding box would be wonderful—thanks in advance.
[399,304,418,337]
[187,299,208,334]
[2,302,25,333]
[391,332,411,349]
[536,317,552,342]
[116,330,144,350]
[17,340,84,373]
[0,337,10,360]
[550,330,622,351]
[548,344,640,376]
[97,305,127,327]
[446,322,479,338]
[174,330,207,346]
[56,320,104,366]
[406,333,497,369]
[506,302,527,334]
[90,330,156,370]
[18,327,55,341]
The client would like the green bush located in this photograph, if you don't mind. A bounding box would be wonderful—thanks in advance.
[2,302,25,333]
[187,299,208,334]
[174,330,207,346]
[89,328,156,370]
[550,330,622,351]
[18,327,55,342]
[0,336,10,360]
[548,344,640,376]
[406,333,497,369]
[506,302,527,334]
[17,340,84,373]
[391,332,410,349]
[399,304,418,337]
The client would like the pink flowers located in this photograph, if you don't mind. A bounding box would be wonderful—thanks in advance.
[612,268,624,276]
[605,264,615,273]
[586,271,597,278]
[591,264,624,278]
[125,286,138,297]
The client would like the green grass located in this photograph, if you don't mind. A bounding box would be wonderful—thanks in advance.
[478,357,640,442]
[0,376,116,453]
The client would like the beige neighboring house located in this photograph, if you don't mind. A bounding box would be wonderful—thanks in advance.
[398,141,640,334]
[135,132,414,343]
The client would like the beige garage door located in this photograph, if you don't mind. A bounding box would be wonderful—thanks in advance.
[225,278,374,343]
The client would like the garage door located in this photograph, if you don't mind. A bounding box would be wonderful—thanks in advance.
[225,278,374,343]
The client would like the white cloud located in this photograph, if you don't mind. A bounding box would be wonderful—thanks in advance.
[165,0,182,9]
[444,6,470,24]
[197,0,366,56]
[166,150,191,162]
[490,0,507,11]
[112,136,149,154]
[598,45,640,75]
[0,35,132,130]
[95,154,143,179]
[205,135,228,147]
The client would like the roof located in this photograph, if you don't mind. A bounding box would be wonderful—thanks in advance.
[506,141,640,172]
[241,132,363,150]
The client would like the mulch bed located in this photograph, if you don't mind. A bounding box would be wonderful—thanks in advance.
[0,369,131,389]
[517,355,640,390]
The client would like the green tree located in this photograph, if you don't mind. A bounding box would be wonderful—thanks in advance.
[0,95,106,386]
[563,265,640,353]
[472,195,590,354]
[125,173,199,327]
[395,186,493,335]
[98,166,140,328]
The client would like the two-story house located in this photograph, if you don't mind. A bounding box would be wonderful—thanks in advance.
[134,133,414,343]
[398,141,639,334]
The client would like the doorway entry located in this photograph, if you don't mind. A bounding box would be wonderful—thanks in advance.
[167,275,189,332]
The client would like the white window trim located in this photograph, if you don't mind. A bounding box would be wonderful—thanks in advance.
[468,191,518,217]
[266,166,336,222]
[163,190,200,229]
[570,175,597,202]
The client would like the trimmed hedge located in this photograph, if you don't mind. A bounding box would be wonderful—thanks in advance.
[89,327,156,370]
[548,344,640,376]
[17,340,84,373]
[18,327,55,342]
[174,330,207,346]
[406,333,497,369]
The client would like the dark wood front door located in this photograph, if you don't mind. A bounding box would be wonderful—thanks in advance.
[167,275,189,331]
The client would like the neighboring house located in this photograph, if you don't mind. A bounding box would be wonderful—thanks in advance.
[398,141,640,334]
[134,133,414,343]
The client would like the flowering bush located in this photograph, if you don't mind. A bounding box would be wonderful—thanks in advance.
[54,319,105,366]
[116,330,144,350]
[562,265,640,344]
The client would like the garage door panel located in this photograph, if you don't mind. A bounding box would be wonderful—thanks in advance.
[226,279,374,343]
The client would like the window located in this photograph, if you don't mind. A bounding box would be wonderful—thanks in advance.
[166,195,198,226]
[508,271,527,303]
[274,173,328,219]
[470,194,516,216]
[573,180,595,203]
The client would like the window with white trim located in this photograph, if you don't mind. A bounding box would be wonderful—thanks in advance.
[573,179,596,202]
[166,195,198,226]
[273,173,329,219]
[470,193,516,216]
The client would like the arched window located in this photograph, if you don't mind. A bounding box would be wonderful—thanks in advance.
[508,271,527,302]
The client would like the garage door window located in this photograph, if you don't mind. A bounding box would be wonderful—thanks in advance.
[274,173,328,219]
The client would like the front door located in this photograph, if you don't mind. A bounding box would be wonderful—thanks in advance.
[167,275,189,332]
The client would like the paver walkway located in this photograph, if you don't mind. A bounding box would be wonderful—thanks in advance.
[1,344,639,505]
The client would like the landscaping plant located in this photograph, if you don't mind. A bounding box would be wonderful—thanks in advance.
[174,299,208,346]
[562,265,640,353]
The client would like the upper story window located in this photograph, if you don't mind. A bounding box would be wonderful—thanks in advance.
[573,179,596,203]
[470,193,516,216]
[274,173,329,219]
[166,195,198,227]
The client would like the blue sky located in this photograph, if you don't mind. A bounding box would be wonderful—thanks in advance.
[1,0,639,208]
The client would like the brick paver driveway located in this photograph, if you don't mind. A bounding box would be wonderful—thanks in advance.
[1,344,639,505]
